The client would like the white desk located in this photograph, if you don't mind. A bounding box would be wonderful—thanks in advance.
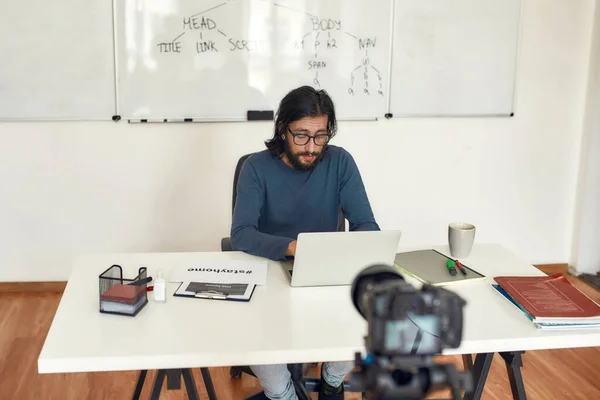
[38,244,600,398]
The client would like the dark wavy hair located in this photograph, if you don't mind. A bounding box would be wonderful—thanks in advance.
[265,86,338,157]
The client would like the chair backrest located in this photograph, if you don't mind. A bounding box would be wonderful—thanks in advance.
[231,152,345,231]
[232,153,255,214]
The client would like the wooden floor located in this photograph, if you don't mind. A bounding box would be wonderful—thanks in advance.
[1,271,599,399]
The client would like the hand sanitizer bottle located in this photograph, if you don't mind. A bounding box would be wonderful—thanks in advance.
[153,269,167,303]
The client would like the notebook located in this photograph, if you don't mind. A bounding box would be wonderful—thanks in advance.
[100,283,146,304]
[393,249,485,286]
[493,273,600,330]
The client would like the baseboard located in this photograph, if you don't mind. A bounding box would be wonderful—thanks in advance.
[0,281,67,293]
[534,263,569,275]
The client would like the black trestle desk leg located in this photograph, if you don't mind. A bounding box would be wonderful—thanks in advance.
[500,351,527,400]
[462,354,474,371]
[166,369,182,390]
[131,370,147,400]
[182,368,200,400]
[150,369,167,400]
[462,353,494,400]
[201,367,218,400]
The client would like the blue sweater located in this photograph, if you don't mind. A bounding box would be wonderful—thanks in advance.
[230,145,380,260]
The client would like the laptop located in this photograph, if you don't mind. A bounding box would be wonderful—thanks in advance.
[281,230,402,287]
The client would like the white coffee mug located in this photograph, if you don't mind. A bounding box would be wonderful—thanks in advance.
[448,222,476,258]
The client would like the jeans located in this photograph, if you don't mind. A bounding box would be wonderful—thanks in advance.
[250,361,354,400]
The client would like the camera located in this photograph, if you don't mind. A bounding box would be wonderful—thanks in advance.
[350,264,472,400]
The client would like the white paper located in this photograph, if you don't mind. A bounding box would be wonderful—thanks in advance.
[168,260,268,285]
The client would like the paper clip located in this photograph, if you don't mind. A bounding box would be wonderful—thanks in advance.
[194,290,228,300]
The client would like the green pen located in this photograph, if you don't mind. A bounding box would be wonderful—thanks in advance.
[446,259,458,276]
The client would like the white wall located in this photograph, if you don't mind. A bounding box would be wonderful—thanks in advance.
[0,0,596,281]
[571,0,600,275]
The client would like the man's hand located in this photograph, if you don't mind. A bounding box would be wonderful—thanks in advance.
[286,240,297,257]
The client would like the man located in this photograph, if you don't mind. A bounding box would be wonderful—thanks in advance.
[231,86,380,400]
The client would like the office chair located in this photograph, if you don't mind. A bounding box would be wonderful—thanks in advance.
[221,153,349,400]
[221,153,253,252]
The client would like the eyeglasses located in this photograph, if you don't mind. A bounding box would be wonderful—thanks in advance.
[287,128,331,146]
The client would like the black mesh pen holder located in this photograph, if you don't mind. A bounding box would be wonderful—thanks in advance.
[99,265,149,317]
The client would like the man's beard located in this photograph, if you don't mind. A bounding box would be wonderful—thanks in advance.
[283,141,325,171]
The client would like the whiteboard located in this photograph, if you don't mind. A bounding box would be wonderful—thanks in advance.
[0,0,116,120]
[115,0,392,120]
[390,0,522,117]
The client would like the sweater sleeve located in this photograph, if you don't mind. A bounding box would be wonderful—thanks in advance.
[230,159,294,260]
[339,150,380,232]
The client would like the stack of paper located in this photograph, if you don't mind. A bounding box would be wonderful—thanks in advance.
[100,283,146,315]
[492,273,600,330]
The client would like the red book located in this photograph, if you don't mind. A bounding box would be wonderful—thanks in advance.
[101,284,145,304]
[494,273,600,321]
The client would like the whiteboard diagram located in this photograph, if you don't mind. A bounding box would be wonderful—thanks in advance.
[115,0,392,120]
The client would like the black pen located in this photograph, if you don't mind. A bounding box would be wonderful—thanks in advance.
[128,277,153,286]
[455,260,468,276]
